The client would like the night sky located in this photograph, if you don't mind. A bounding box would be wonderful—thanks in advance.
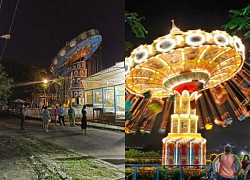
[126,0,249,52]
[0,0,124,69]
[126,0,250,155]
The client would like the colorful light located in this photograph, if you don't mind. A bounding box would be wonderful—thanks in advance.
[125,21,245,166]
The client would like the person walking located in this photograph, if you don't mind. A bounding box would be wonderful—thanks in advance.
[54,105,59,125]
[20,105,26,130]
[68,105,76,127]
[58,104,66,126]
[212,144,242,180]
[42,106,50,132]
[81,105,88,134]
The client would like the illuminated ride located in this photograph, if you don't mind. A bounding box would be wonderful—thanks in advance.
[50,29,102,104]
[125,20,245,166]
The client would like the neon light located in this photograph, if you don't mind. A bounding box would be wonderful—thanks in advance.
[155,38,176,52]
[198,46,209,60]
[157,56,170,67]
[213,33,229,46]
[176,36,184,45]
[126,23,246,166]
[133,48,149,63]
[185,33,206,46]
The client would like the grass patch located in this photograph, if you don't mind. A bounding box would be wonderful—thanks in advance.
[58,158,123,180]
[11,134,124,179]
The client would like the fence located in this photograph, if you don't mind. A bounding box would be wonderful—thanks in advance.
[125,164,208,180]
[24,108,82,119]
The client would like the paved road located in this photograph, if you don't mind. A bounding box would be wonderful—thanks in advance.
[0,114,125,171]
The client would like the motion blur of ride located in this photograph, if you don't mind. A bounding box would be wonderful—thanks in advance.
[125,20,247,166]
[125,20,248,134]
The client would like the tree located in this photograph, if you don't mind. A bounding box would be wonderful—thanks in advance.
[224,4,250,51]
[2,59,37,102]
[27,66,48,107]
[51,76,63,103]
[0,64,13,107]
[125,11,148,52]
[125,11,148,39]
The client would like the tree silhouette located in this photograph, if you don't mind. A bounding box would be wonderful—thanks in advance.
[224,4,250,52]
[0,64,13,107]
[125,11,148,52]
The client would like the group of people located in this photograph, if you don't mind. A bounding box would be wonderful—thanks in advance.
[20,104,88,134]
[207,145,250,180]
[53,104,88,133]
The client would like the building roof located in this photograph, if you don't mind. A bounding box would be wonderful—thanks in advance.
[82,61,124,90]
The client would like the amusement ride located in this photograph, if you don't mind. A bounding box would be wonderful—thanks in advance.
[50,29,102,105]
[125,20,248,165]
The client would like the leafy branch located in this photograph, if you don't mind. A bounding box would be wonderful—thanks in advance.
[125,11,148,39]
[223,4,250,39]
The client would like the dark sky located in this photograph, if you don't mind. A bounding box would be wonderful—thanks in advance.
[126,0,250,154]
[126,0,249,52]
[0,0,124,69]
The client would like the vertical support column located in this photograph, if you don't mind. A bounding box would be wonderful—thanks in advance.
[70,61,87,105]
[133,165,137,180]
[92,90,94,119]
[114,86,117,124]
[156,165,160,180]
[162,141,166,165]
[179,167,183,180]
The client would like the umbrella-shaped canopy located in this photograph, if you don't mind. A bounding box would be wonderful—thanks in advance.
[51,29,102,76]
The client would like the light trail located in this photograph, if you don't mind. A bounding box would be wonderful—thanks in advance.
[13,79,55,87]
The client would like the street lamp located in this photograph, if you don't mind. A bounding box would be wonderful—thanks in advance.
[0,34,11,40]
[43,79,48,106]
[43,79,48,84]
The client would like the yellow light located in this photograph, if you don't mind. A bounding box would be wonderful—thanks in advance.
[155,38,176,52]
[205,33,213,42]
[125,25,245,99]
[213,33,229,46]
[141,67,156,73]
[185,33,206,46]
[175,36,184,45]
[157,56,170,67]
[133,48,149,64]
[205,123,213,130]
[43,79,48,84]
[166,133,204,139]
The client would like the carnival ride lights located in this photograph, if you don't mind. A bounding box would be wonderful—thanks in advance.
[50,29,102,104]
[51,29,102,76]
[125,20,245,165]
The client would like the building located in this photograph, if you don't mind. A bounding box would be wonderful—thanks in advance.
[50,29,125,125]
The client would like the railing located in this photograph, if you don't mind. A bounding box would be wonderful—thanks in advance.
[125,164,208,180]
[7,108,125,127]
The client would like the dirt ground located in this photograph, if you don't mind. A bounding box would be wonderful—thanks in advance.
[0,134,124,180]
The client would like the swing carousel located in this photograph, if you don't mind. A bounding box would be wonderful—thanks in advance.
[125,20,247,165]
[50,29,102,105]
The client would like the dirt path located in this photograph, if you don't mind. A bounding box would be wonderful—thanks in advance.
[0,135,37,180]
[0,134,124,180]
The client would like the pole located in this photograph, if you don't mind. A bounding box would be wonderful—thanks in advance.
[156,165,160,180]
[180,166,183,180]
[44,88,46,106]
[133,165,137,180]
